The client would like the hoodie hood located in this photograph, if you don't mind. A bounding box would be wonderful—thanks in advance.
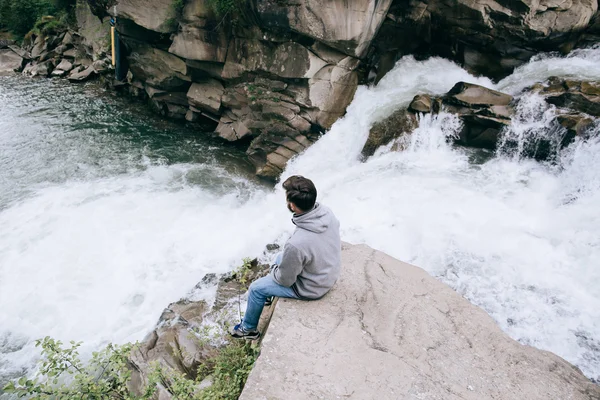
[292,203,331,233]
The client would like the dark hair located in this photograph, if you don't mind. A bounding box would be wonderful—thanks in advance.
[282,175,317,212]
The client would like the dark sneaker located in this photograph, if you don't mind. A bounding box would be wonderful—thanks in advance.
[230,323,260,340]
[265,296,274,306]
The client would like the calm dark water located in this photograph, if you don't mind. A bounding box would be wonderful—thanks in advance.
[0,76,260,209]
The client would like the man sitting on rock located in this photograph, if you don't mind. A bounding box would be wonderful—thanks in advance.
[231,175,341,340]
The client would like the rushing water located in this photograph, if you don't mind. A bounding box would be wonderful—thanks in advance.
[1,48,600,389]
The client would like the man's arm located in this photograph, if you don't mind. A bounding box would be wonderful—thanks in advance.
[272,243,304,287]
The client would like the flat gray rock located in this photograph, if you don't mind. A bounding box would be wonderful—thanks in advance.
[241,243,600,400]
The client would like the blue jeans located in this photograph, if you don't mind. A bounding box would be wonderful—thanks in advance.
[241,253,299,330]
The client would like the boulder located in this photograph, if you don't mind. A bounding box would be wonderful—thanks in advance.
[24,61,54,77]
[92,59,110,73]
[255,0,393,58]
[0,49,24,75]
[169,25,229,63]
[62,48,78,59]
[541,79,600,117]
[149,92,190,119]
[443,82,514,150]
[128,299,214,397]
[51,68,69,77]
[128,45,191,90]
[186,79,224,114]
[362,108,419,158]
[62,31,75,46]
[114,0,179,33]
[7,45,31,60]
[76,0,110,59]
[409,94,435,113]
[241,243,600,400]
[30,36,48,59]
[556,113,597,139]
[68,65,97,82]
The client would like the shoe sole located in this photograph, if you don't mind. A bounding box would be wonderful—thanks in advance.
[230,332,261,341]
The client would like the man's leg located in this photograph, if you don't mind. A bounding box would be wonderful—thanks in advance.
[240,275,298,331]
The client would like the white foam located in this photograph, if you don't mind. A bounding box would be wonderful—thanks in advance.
[1,48,599,384]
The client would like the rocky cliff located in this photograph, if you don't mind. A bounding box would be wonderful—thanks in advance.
[4,0,597,180]
[241,243,600,400]
[99,0,383,180]
[77,0,600,180]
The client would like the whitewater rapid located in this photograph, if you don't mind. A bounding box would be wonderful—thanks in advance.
[1,47,599,386]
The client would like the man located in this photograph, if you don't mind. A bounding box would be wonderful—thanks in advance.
[231,175,341,339]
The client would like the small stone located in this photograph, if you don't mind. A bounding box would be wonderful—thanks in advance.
[409,94,432,113]
[266,244,280,251]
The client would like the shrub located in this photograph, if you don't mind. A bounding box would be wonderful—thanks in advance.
[0,0,74,36]
[3,335,259,399]
[205,0,243,18]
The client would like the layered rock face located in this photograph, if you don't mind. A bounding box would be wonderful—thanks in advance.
[65,0,597,180]
[104,0,387,180]
[372,0,599,81]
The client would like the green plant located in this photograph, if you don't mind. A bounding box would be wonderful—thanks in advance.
[32,15,68,35]
[165,0,185,28]
[0,0,74,35]
[3,337,141,399]
[205,0,243,18]
[4,331,259,399]
[235,257,255,289]
[199,341,258,399]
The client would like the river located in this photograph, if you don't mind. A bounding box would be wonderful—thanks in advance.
[1,48,599,389]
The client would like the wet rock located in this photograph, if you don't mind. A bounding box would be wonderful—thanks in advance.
[187,80,224,115]
[68,65,97,82]
[556,113,597,139]
[541,79,600,117]
[0,49,24,75]
[24,61,54,77]
[92,59,110,74]
[445,82,513,108]
[266,243,280,251]
[443,82,514,150]
[362,108,419,158]
[408,94,434,113]
[51,69,68,77]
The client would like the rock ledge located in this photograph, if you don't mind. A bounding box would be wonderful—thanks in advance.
[241,243,600,400]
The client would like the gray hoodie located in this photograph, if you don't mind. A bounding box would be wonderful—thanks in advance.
[272,203,341,299]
